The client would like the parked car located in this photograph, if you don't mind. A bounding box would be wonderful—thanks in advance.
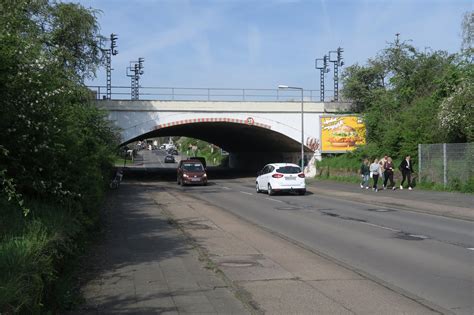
[256,163,305,195]
[164,155,175,163]
[189,156,206,169]
[168,149,179,155]
[177,160,208,186]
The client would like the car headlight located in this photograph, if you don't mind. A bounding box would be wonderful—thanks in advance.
[203,173,207,177]
[183,174,189,178]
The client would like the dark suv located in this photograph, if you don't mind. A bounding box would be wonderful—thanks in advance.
[177,160,207,186]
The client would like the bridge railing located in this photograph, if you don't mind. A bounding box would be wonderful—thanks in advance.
[88,86,336,102]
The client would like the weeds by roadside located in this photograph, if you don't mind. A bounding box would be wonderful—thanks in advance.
[0,198,100,314]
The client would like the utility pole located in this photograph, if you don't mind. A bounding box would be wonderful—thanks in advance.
[103,33,118,100]
[315,55,330,102]
[328,47,344,101]
[126,58,145,100]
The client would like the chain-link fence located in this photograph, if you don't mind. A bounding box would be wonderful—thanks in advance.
[418,143,474,188]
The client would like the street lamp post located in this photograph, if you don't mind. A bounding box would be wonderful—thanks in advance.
[278,85,305,171]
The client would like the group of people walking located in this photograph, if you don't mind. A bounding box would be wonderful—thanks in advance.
[360,155,414,192]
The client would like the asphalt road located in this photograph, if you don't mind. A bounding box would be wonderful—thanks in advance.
[131,150,474,314]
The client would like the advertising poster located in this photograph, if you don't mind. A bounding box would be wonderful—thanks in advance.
[320,116,366,153]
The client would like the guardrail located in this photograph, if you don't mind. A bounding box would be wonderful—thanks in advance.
[87,86,336,102]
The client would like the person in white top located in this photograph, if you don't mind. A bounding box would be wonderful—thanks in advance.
[369,158,382,192]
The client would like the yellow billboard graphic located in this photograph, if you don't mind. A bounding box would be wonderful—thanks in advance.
[320,116,366,152]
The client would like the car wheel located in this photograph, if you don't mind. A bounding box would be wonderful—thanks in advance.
[298,189,306,196]
[256,182,261,193]
[267,184,274,196]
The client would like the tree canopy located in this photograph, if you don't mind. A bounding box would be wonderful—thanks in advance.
[341,16,473,159]
[0,0,117,214]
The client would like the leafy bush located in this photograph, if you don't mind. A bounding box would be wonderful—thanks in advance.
[0,1,117,312]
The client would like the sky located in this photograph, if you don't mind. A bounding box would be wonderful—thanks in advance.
[70,0,472,91]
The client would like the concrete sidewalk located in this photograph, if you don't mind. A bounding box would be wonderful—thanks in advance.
[72,183,249,314]
[307,179,474,221]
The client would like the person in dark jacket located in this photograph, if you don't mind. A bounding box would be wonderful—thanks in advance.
[383,156,396,190]
[399,155,414,190]
[360,158,370,189]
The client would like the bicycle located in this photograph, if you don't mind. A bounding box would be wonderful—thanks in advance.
[109,169,123,189]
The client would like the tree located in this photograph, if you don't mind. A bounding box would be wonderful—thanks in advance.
[0,0,117,213]
[341,33,466,159]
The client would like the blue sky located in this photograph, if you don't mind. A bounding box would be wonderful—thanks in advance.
[72,0,472,90]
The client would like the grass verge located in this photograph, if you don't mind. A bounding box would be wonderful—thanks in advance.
[0,198,99,314]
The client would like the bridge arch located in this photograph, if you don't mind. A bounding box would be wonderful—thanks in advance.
[99,100,353,168]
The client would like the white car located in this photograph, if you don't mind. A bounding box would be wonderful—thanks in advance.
[256,163,306,196]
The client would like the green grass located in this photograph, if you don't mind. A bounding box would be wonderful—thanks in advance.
[177,137,226,166]
[0,198,97,314]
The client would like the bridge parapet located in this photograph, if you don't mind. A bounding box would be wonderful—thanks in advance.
[88,86,346,103]
[95,100,353,113]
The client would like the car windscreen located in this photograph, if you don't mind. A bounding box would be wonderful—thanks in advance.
[182,163,204,171]
[276,166,301,174]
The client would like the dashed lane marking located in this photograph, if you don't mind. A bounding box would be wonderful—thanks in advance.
[266,197,283,203]
[467,248,474,251]
[240,191,253,195]
[221,186,231,190]
[408,234,429,239]
[362,222,401,233]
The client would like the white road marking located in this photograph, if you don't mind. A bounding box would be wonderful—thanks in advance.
[467,248,474,251]
[221,186,231,190]
[362,222,401,233]
[409,234,428,239]
[240,191,253,195]
[266,197,283,203]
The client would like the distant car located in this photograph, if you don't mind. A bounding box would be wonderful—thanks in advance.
[189,156,206,169]
[159,145,166,150]
[167,149,179,155]
[177,160,207,186]
[256,163,306,195]
[164,155,175,163]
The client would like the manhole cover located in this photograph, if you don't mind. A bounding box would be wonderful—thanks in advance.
[275,206,301,211]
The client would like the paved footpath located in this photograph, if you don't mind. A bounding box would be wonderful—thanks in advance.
[71,183,249,314]
[70,178,465,314]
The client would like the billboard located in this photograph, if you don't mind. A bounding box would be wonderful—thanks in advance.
[320,116,366,153]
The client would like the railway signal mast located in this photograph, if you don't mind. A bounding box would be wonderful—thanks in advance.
[329,47,344,101]
[127,58,145,100]
[103,33,118,100]
[315,55,330,102]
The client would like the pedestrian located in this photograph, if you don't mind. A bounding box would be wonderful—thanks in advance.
[369,158,381,192]
[383,156,396,190]
[379,160,386,189]
[380,155,388,189]
[399,155,414,190]
[360,158,370,189]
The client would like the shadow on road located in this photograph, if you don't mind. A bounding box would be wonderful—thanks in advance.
[122,166,257,182]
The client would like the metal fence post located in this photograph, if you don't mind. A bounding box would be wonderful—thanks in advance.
[443,143,447,188]
[418,143,422,183]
